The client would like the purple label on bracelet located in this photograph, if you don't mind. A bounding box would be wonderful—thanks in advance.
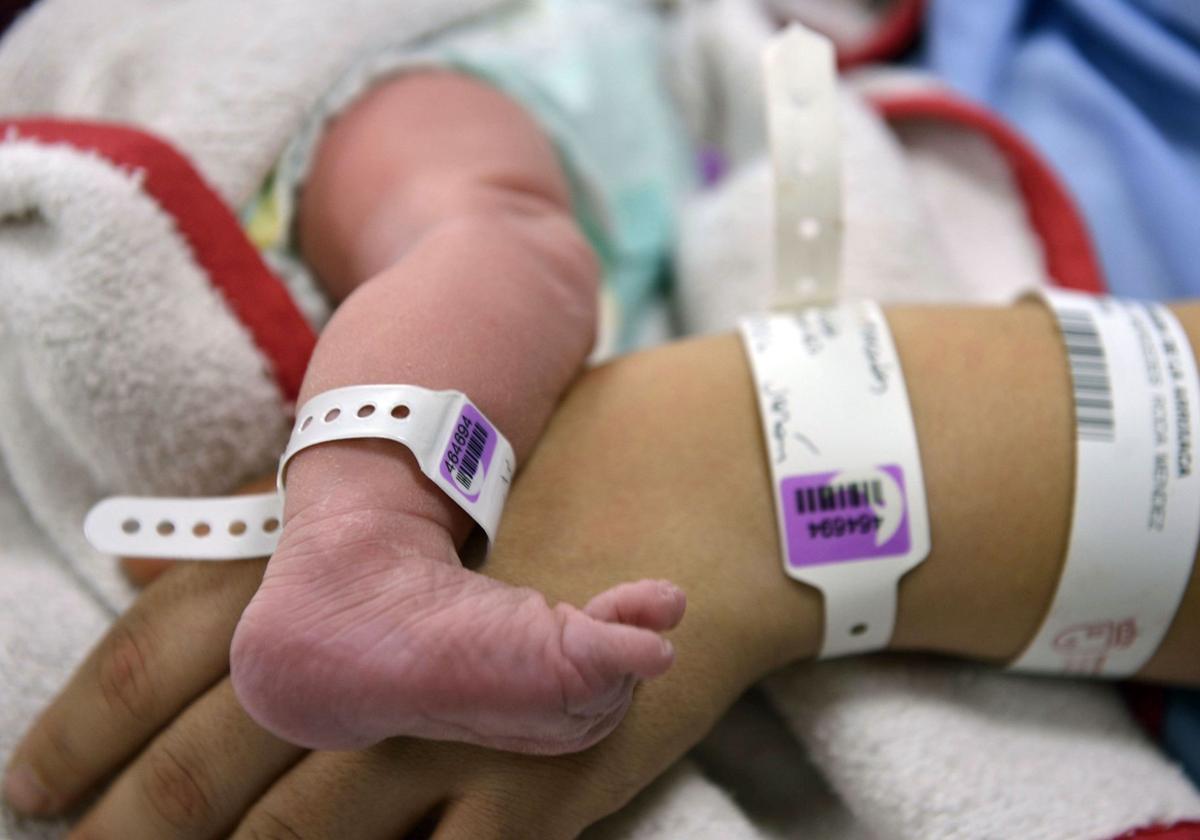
[781,465,911,568]
[439,403,497,503]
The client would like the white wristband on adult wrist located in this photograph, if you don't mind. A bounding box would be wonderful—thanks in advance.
[84,385,516,560]
[1011,290,1200,676]
[740,303,931,658]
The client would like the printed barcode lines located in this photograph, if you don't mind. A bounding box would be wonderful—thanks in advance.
[1057,307,1115,442]
[457,423,489,489]
[796,480,883,514]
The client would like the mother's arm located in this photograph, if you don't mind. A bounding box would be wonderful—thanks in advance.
[496,301,1199,685]
[6,302,1199,838]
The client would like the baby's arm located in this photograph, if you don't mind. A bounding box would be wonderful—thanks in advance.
[291,70,597,534]
[229,72,684,754]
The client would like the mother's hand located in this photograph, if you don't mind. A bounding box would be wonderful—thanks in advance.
[4,335,815,837]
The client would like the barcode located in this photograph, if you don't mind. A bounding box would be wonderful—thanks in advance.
[457,423,489,489]
[1056,307,1114,442]
[795,480,883,514]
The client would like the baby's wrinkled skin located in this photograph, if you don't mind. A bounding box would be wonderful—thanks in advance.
[235,509,684,752]
[226,71,685,753]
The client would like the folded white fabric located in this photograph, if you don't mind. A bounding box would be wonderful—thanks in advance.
[0,0,503,209]
[585,760,768,840]
[0,137,291,610]
[767,659,1200,840]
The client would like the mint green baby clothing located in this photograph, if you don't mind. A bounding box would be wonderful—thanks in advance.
[243,0,695,355]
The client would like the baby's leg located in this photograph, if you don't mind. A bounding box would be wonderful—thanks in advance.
[229,72,685,753]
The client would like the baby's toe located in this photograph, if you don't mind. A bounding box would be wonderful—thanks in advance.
[560,608,676,710]
[584,579,686,632]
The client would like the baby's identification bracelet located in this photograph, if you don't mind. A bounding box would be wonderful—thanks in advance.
[84,385,516,560]
[1010,290,1200,677]
[740,304,932,658]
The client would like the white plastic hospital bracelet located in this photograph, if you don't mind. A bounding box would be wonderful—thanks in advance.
[765,24,842,309]
[84,385,516,560]
[1010,291,1200,677]
[740,304,931,658]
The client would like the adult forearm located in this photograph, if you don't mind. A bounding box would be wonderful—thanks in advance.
[485,302,1200,694]
[888,301,1199,683]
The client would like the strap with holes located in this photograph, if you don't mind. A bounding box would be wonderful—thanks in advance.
[84,385,516,560]
[85,493,283,561]
[765,25,843,310]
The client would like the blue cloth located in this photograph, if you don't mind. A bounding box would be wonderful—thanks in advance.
[1165,689,1200,786]
[923,0,1200,300]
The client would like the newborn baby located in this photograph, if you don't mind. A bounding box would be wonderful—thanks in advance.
[226,1,693,753]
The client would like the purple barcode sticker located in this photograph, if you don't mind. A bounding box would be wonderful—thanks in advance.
[439,403,497,503]
[781,465,911,568]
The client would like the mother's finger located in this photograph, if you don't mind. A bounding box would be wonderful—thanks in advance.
[70,680,304,840]
[120,557,178,588]
[231,741,455,840]
[3,559,266,816]
[431,797,578,840]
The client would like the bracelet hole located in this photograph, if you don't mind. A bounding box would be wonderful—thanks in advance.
[229,521,247,537]
[798,217,821,241]
[121,519,141,535]
[300,416,314,432]
[391,404,410,420]
[156,521,175,537]
[789,84,815,109]
[850,623,869,636]
[263,517,280,534]
[192,522,211,538]
[324,408,341,423]
[357,404,376,419]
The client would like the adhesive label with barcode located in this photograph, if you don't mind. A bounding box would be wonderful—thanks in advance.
[741,303,930,658]
[1012,291,1200,676]
[783,466,913,566]
[440,403,497,501]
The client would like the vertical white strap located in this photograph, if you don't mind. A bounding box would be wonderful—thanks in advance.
[764,25,843,309]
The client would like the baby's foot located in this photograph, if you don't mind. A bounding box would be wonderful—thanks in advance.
[230,507,686,753]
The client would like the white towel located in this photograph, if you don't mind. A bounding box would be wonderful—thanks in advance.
[767,659,1200,840]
